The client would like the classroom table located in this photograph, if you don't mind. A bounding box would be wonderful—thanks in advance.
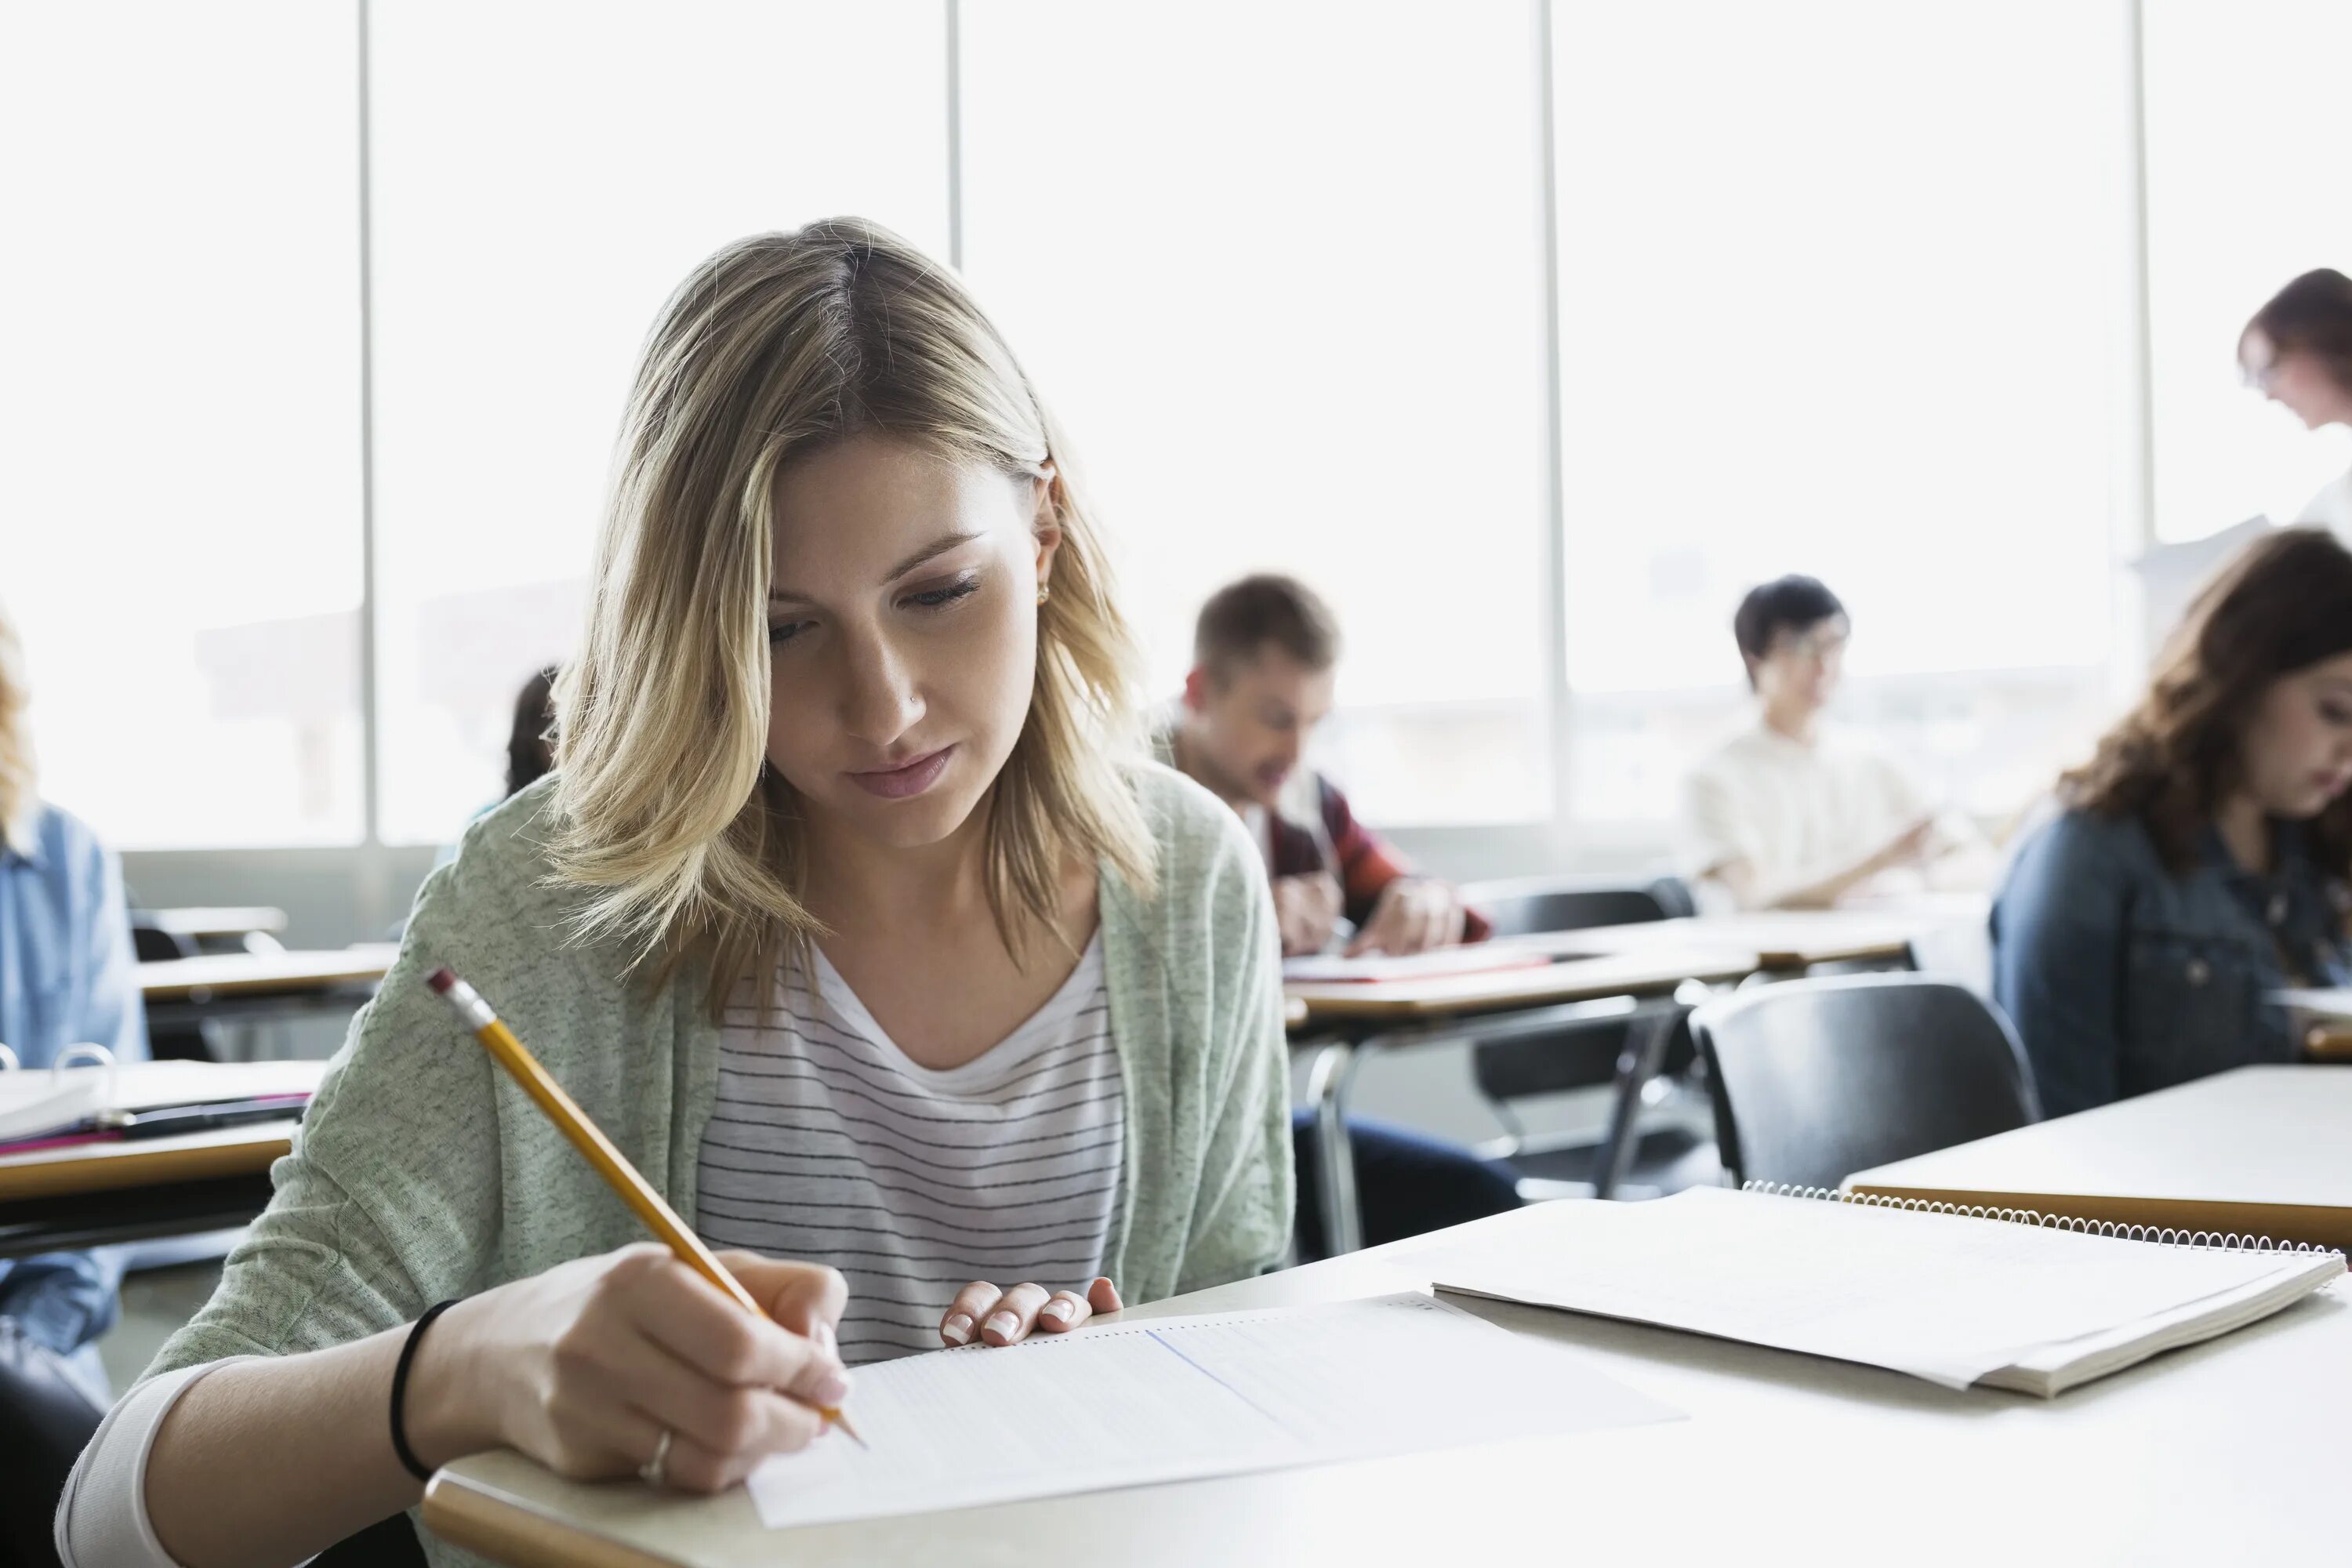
[1286,946,1762,1249]
[143,905,290,942]
[1847,1064,2352,1250]
[0,1116,307,1259]
[1281,906,1965,1252]
[422,1196,2349,1568]
[138,943,401,1033]
[1517,909,1938,970]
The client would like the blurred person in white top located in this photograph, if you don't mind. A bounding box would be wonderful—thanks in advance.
[2240,268,2352,537]
[1679,575,1946,913]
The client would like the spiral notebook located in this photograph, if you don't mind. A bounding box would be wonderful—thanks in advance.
[1426,1185,2343,1396]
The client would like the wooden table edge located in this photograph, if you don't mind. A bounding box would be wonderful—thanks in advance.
[1847,1183,2352,1253]
[138,962,395,1001]
[1285,956,1756,1022]
[0,1127,295,1201]
[425,1469,682,1568]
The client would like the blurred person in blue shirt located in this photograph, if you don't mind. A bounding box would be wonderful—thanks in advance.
[1993,530,2352,1118]
[0,601,147,1568]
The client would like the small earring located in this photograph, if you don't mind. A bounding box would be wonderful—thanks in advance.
[1036,584,1051,606]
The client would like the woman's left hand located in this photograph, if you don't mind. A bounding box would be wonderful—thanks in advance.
[940,1277,1122,1347]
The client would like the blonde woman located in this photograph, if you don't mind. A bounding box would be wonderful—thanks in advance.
[57,221,1292,1568]
[0,601,148,1567]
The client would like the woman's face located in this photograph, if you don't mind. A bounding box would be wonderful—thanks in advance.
[2241,328,2352,430]
[765,434,1057,854]
[2240,652,2352,819]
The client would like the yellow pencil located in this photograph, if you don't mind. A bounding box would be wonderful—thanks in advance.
[426,964,864,1450]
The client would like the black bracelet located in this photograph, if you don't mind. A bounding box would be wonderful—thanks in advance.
[390,1299,460,1483]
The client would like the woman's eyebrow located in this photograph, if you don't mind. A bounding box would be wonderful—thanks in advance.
[769,530,984,603]
[884,529,985,579]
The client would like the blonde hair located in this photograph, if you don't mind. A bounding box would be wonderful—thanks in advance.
[0,603,34,851]
[550,219,1156,1014]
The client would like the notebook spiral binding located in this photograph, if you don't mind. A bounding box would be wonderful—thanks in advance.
[1742,1181,2345,1258]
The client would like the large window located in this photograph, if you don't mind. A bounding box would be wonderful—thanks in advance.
[8,5,2330,857]
[0,2,364,848]
[2143,0,2352,543]
[1552,1,2126,825]
[368,0,950,844]
[959,1,1555,826]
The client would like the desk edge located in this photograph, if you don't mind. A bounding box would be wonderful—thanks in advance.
[1848,1183,2352,1252]
[423,1470,681,1568]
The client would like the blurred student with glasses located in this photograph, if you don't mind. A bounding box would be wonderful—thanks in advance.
[1678,575,1962,913]
[2240,268,2352,539]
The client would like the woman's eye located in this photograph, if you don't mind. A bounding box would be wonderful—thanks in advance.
[905,575,980,612]
[2324,703,2352,727]
[768,620,810,647]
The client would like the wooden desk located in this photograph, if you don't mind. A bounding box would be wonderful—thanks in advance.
[138,945,400,1001]
[145,905,289,940]
[1286,946,1760,1249]
[1283,945,1759,1025]
[424,1199,2350,1568]
[0,1060,323,1258]
[1523,910,1936,971]
[1849,1065,2352,1250]
[140,943,400,1035]
[0,1123,302,1258]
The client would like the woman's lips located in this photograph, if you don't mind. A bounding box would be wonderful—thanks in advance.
[848,746,955,800]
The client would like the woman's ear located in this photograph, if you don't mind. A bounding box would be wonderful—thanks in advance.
[1031,459,1064,584]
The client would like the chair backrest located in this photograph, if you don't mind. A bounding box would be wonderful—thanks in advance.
[1459,876,1693,1103]
[127,914,197,963]
[1459,874,1692,939]
[1690,973,2040,1189]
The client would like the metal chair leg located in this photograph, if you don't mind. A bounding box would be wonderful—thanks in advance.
[1302,1040,1364,1255]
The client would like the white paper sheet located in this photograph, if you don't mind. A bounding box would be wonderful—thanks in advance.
[745,1291,1679,1529]
[2270,986,2352,1018]
[1280,948,1552,983]
[1425,1187,2337,1390]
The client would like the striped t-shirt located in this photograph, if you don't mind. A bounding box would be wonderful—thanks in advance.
[695,934,1123,1365]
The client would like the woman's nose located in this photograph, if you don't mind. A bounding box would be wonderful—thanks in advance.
[839,639,923,746]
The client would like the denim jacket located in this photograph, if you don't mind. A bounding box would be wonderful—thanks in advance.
[1991,806,2352,1120]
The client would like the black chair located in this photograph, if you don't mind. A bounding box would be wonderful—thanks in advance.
[314,1514,429,1568]
[1690,972,2041,1190]
[128,913,219,1062]
[1457,875,1716,1196]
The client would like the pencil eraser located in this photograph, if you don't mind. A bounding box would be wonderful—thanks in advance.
[425,967,456,996]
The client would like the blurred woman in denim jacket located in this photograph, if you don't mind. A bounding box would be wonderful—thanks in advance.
[1994,528,2352,1119]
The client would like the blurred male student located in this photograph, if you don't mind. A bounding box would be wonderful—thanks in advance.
[1679,575,1951,912]
[1157,574,1514,1255]
[1157,573,1486,955]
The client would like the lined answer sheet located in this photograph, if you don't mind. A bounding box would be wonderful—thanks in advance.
[745,1292,1679,1529]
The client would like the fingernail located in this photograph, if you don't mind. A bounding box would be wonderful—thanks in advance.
[985,1311,1018,1338]
[1044,1299,1075,1323]
[942,1313,972,1345]
[812,1319,837,1358]
[810,1367,851,1406]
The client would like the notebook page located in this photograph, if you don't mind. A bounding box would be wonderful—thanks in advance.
[745,1292,1679,1530]
[1426,1187,2337,1389]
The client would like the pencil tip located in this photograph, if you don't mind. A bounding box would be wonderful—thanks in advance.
[425,967,456,995]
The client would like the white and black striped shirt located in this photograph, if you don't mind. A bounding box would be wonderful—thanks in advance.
[695,935,1123,1365]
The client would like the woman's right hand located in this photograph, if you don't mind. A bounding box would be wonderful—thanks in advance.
[412,1244,851,1494]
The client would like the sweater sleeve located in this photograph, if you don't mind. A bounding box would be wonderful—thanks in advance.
[1173,808,1295,1295]
[133,809,540,1385]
